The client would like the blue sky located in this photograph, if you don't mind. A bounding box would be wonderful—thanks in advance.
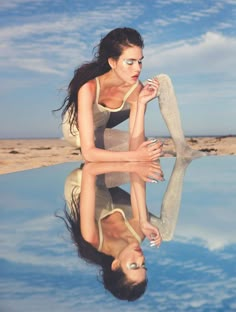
[0,0,236,138]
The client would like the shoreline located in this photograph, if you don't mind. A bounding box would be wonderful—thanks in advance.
[1,136,236,175]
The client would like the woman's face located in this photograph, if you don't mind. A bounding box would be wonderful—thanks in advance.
[118,242,146,284]
[110,45,143,85]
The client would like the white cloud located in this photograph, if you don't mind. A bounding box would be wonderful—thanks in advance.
[154,0,192,6]
[153,2,223,25]
[0,4,144,74]
[0,0,48,11]
[143,32,236,78]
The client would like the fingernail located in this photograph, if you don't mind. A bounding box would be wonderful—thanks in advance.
[151,179,159,183]
[150,138,157,143]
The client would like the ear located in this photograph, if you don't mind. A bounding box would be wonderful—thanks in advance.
[108,57,117,70]
[111,259,120,271]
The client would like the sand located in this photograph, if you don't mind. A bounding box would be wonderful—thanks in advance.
[0,136,235,175]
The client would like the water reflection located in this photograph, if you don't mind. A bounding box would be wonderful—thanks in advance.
[0,157,236,311]
[62,158,191,301]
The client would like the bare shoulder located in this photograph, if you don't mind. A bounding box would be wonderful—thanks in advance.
[78,79,96,105]
[79,79,96,93]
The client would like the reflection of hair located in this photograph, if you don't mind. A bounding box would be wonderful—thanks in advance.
[55,27,144,133]
[59,192,147,301]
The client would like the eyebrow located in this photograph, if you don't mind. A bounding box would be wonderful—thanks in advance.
[126,56,144,61]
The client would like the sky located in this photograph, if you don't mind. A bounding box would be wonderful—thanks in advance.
[0,0,236,139]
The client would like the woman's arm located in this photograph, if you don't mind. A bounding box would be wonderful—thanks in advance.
[77,81,137,162]
[79,164,99,246]
[129,80,162,153]
[78,80,162,162]
[130,171,162,247]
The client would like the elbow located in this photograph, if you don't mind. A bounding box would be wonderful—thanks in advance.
[81,147,97,162]
[83,233,98,248]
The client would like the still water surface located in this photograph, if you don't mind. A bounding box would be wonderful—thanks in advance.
[0,156,235,311]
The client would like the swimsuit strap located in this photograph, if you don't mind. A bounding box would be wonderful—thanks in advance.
[95,77,139,105]
[123,80,139,103]
[97,208,142,251]
[95,77,100,104]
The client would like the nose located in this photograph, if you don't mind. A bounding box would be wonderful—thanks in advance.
[137,255,145,266]
[134,62,142,72]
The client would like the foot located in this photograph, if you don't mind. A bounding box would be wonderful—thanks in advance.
[176,146,207,159]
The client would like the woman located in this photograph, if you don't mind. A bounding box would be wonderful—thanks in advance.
[58,27,204,161]
[62,162,163,301]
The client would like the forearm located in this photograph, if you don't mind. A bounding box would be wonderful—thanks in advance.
[82,146,138,162]
[83,161,145,175]
[129,103,146,151]
[130,172,149,223]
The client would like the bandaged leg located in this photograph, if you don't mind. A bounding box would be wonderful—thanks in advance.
[156,74,205,158]
[149,157,192,241]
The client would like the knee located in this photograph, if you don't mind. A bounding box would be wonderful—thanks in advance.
[155,74,172,86]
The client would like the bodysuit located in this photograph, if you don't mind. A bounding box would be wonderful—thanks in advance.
[62,77,138,148]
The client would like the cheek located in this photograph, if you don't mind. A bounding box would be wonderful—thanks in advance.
[115,66,130,78]
[121,66,133,75]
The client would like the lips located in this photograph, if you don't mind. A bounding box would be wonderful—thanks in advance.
[134,247,143,253]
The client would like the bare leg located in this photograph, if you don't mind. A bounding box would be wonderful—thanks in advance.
[156,74,206,158]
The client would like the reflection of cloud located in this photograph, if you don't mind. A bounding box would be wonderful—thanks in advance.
[0,211,91,271]
[144,244,236,311]
[147,160,236,251]
[175,197,236,251]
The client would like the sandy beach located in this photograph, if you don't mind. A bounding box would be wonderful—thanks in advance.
[0,136,235,175]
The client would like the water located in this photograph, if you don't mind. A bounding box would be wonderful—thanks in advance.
[0,156,235,312]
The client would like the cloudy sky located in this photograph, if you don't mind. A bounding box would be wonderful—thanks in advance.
[0,0,236,138]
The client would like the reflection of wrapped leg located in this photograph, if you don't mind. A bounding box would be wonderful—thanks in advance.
[157,74,206,158]
[150,157,192,241]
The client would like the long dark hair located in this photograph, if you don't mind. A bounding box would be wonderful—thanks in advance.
[58,190,147,301]
[55,27,144,133]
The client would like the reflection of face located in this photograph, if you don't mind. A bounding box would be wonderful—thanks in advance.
[111,45,143,85]
[118,242,146,284]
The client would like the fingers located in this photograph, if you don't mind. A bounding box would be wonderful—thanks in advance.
[147,78,159,88]
[138,140,164,161]
[148,141,163,160]
[147,172,164,183]
[147,78,160,95]
[149,232,162,247]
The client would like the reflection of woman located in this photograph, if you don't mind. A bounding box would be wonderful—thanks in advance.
[62,162,162,301]
[56,27,204,161]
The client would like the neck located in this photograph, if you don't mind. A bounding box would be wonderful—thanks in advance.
[103,236,138,258]
[101,70,130,88]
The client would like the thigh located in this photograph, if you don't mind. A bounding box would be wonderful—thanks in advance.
[94,127,129,151]
[104,128,129,151]
[106,109,130,128]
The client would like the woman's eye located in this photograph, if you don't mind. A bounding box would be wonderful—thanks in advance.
[124,59,134,65]
[129,263,138,269]
[123,59,143,65]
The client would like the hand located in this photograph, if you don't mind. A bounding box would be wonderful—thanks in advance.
[138,78,160,105]
[135,139,163,161]
[130,161,164,183]
[140,221,162,247]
